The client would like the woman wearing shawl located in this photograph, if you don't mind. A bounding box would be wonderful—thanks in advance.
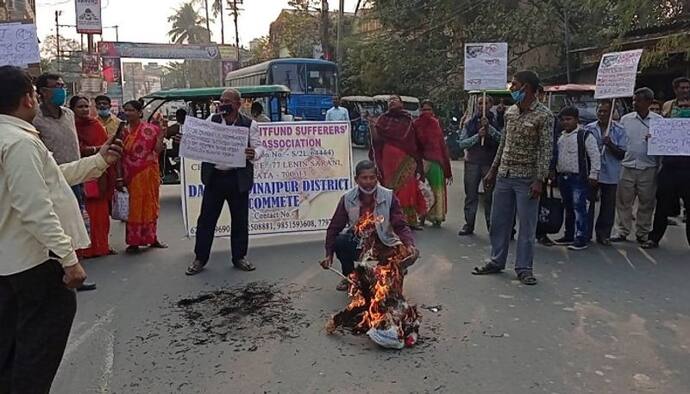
[414,100,453,226]
[70,96,117,257]
[116,100,168,253]
[371,95,426,228]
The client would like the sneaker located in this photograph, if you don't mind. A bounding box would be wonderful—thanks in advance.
[537,235,555,247]
[554,237,574,245]
[610,236,627,243]
[568,241,589,251]
[458,226,474,236]
[640,240,659,249]
[597,238,612,246]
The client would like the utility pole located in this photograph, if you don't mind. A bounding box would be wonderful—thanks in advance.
[320,0,330,60]
[232,0,241,65]
[55,10,61,72]
[220,2,225,44]
[115,25,119,42]
[204,0,212,43]
[564,7,571,83]
[336,0,344,67]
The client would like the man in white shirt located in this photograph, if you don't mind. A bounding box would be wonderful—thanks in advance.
[613,87,663,243]
[325,96,349,121]
[186,88,265,275]
[0,66,122,393]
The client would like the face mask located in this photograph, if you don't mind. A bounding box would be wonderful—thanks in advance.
[50,87,66,106]
[218,104,234,114]
[98,109,111,118]
[511,88,525,104]
[359,186,376,195]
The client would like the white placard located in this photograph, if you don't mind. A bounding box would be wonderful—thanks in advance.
[75,0,103,34]
[594,49,643,99]
[464,42,508,91]
[179,117,249,167]
[648,118,690,156]
[0,23,40,67]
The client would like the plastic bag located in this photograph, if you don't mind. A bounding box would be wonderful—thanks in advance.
[367,326,405,349]
[112,189,129,221]
[418,180,435,212]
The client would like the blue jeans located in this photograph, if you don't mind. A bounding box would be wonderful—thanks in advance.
[559,174,591,244]
[489,177,540,274]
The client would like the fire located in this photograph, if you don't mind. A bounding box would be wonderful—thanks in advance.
[327,213,420,348]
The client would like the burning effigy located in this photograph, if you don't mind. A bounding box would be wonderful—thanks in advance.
[325,213,420,349]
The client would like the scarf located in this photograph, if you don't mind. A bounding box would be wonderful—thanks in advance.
[372,109,420,159]
[75,116,109,147]
[413,112,452,178]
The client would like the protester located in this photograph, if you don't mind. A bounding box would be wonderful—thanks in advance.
[472,71,554,286]
[33,73,97,291]
[414,100,452,226]
[457,95,501,235]
[662,77,690,117]
[251,101,271,122]
[70,96,117,258]
[613,88,663,243]
[644,97,690,249]
[650,100,663,116]
[325,95,350,121]
[0,65,122,393]
[371,95,426,229]
[321,160,417,291]
[584,100,628,245]
[186,88,264,275]
[554,106,601,250]
[116,100,167,253]
[95,95,122,137]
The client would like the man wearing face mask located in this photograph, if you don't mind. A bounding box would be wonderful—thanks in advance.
[186,88,265,275]
[472,70,554,286]
[95,95,122,138]
[321,160,417,291]
[33,73,97,291]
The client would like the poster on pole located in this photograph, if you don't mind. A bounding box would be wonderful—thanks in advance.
[179,117,249,167]
[594,49,643,99]
[463,42,508,91]
[181,121,354,237]
[0,22,40,67]
[75,0,103,34]
[648,118,690,156]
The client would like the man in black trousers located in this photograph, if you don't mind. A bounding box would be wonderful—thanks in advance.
[185,88,265,275]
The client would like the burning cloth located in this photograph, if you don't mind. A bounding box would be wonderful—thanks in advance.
[326,213,420,349]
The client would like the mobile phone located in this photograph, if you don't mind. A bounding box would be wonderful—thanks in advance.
[114,121,126,140]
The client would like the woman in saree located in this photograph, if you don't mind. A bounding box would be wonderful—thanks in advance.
[414,100,453,226]
[116,100,168,253]
[371,95,426,229]
[70,96,117,257]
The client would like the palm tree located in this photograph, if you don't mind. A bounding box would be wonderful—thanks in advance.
[167,2,211,44]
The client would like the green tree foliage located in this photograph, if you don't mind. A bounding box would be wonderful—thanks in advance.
[168,2,211,44]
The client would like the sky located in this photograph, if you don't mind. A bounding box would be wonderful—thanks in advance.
[36,0,361,47]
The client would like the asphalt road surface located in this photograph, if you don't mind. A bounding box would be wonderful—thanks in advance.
[52,149,690,394]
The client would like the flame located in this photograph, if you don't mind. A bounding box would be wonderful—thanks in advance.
[354,212,384,237]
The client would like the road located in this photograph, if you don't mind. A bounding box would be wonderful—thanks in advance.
[53,148,690,394]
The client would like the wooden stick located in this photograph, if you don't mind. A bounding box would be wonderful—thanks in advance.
[326,266,356,285]
[481,90,486,146]
[605,98,616,137]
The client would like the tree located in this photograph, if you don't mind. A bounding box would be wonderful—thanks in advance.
[40,34,81,60]
[168,2,211,44]
[249,36,274,63]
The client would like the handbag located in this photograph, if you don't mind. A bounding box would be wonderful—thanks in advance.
[111,189,129,221]
[418,179,435,212]
[536,185,563,235]
[83,180,100,199]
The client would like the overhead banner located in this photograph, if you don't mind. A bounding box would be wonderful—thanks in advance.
[98,41,220,60]
[0,22,40,67]
[648,118,690,156]
[75,0,103,34]
[464,42,508,91]
[594,49,643,99]
[181,121,353,237]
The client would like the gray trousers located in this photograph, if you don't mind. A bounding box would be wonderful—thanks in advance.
[615,167,657,241]
[463,162,493,231]
[489,177,540,274]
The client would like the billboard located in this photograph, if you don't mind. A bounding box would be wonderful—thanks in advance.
[75,0,102,34]
[98,41,220,60]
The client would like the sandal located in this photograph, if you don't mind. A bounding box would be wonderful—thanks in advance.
[517,271,537,286]
[335,279,349,291]
[107,249,119,255]
[640,240,658,249]
[232,258,256,272]
[150,240,169,249]
[185,260,206,276]
[472,263,503,275]
[125,246,141,254]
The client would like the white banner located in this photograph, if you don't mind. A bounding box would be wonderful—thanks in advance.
[594,49,643,99]
[181,121,353,237]
[179,117,249,167]
[648,118,690,156]
[0,23,40,67]
[464,42,508,91]
[75,0,102,34]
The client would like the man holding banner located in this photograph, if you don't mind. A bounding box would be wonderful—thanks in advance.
[613,88,662,244]
[185,88,264,276]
